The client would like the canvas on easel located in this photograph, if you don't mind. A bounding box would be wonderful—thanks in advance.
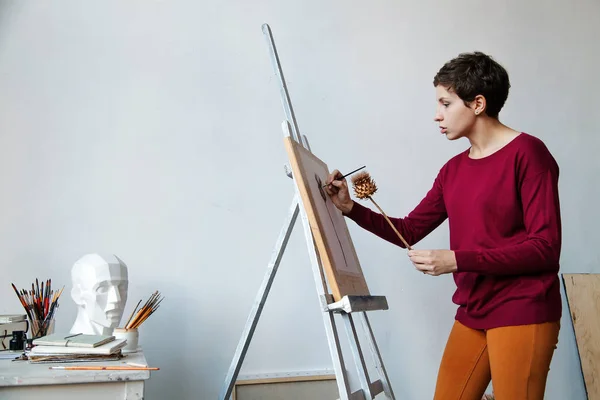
[219,24,395,400]
[284,136,370,301]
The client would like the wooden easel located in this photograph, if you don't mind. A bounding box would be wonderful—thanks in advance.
[218,24,395,400]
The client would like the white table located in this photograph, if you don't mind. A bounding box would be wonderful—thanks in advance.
[0,349,153,400]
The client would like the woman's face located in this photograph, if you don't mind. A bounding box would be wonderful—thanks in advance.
[433,85,477,141]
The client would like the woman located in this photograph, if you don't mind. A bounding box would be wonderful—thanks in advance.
[325,52,561,400]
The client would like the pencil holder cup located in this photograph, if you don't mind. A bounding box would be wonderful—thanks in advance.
[29,318,55,339]
[113,328,139,353]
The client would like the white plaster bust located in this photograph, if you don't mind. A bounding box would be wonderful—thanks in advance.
[70,254,129,335]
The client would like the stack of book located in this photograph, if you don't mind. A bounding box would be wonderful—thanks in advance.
[28,333,127,364]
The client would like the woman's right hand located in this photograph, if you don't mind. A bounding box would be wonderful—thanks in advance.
[324,169,354,214]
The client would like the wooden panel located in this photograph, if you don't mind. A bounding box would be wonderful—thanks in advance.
[284,136,370,301]
[234,373,337,400]
[562,273,600,400]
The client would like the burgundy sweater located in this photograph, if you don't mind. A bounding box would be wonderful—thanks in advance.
[346,133,562,330]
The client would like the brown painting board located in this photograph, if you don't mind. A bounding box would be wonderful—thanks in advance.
[284,136,370,301]
[562,273,600,400]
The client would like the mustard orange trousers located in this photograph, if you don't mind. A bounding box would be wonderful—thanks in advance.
[433,320,560,400]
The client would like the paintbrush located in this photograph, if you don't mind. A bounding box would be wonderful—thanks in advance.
[11,283,33,321]
[351,171,413,250]
[124,290,164,329]
[49,366,159,371]
[124,299,142,328]
[322,165,366,188]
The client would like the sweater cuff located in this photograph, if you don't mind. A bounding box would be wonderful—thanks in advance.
[454,250,481,273]
[344,200,368,221]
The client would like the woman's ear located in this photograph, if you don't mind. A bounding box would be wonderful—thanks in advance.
[472,94,486,115]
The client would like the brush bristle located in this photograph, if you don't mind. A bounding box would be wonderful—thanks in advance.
[351,171,377,199]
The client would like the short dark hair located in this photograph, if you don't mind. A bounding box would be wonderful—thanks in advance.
[433,52,510,118]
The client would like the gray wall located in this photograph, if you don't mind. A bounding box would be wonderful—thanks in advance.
[0,1,598,399]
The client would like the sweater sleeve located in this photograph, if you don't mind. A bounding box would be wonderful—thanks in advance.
[455,154,562,275]
[345,171,448,248]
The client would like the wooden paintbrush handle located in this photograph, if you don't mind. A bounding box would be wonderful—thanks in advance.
[49,366,159,371]
[368,197,413,250]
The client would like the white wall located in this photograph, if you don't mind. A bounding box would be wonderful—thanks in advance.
[0,1,598,398]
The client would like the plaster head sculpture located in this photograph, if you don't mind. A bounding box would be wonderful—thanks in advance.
[70,254,128,335]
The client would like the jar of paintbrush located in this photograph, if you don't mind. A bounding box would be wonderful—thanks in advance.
[114,290,163,353]
[10,279,64,340]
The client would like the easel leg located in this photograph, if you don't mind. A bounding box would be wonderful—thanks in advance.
[359,312,395,399]
[343,313,373,399]
[297,213,352,398]
[322,311,353,400]
[218,196,300,400]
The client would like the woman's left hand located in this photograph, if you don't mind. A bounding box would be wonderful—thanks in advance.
[408,249,457,276]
